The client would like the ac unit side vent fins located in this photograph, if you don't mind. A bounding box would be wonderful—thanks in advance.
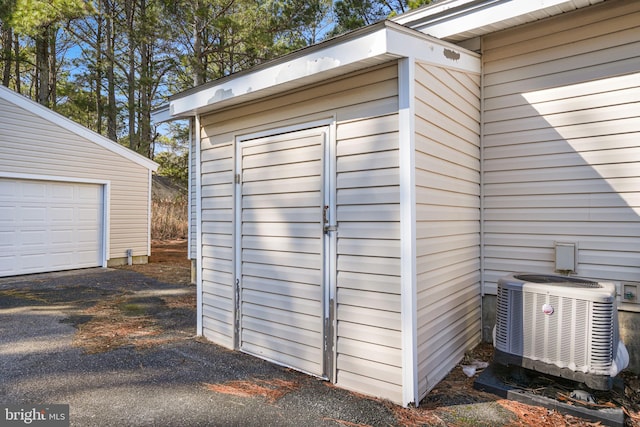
[493,273,624,391]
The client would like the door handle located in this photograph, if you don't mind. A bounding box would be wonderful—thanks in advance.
[323,205,336,234]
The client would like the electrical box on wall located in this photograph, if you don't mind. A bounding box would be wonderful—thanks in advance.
[621,282,638,304]
[555,242,577,273]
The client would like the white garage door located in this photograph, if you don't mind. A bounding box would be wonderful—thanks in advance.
[0,178,103,277]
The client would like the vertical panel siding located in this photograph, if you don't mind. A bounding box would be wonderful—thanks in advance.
[482,0,640,293]
[414,62,481,399]
[0,97,151,261]
[199,63,403,403]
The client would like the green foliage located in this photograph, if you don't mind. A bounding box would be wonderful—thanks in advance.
[154,150,189,188]
[8,0,91,35]
[1,0,434,163]
[331,0,431,35]
[55,74,99,128]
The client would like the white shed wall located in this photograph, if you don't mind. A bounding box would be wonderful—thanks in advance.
[0,95,152,263]
[189,117,198,260]
[414,62,482,398]
[198,63,404,403]
[482,0,640,293]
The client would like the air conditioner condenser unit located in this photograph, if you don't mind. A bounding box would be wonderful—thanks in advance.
[493,273,629,390]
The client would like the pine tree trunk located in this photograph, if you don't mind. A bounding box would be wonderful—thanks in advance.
[2,26,12,86]
[192,0,205,86]
[139,0,151,157]
[36,27,50,106]
[48,27,56,107]
[126,0,137,152]
[104,0,117,141]
[95,10,103,135]
[13,34,20,93]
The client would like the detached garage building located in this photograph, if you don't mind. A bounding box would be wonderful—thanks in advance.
[0,85,158,277]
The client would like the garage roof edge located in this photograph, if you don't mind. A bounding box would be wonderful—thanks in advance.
[0,85,158,171]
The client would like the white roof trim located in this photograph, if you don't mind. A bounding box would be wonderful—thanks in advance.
[393,0,606,41]
[164,21,480,119]
[0,85,158,171]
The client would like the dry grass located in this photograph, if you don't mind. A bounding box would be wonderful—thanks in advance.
[162,293,195,309]
[0,289,48,303]
[384,405,448,427]
[496,399,602,426]
[73,296,162,353]
[321,419,374,427]
[152,197,188,240]
[72,291,193,354]
[204,378,300,402]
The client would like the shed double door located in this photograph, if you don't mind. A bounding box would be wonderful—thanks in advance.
[236,125,333,378]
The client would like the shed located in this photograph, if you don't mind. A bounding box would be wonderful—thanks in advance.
[155,0,640,407]
[0,85,158,277]
[156,21,482,406]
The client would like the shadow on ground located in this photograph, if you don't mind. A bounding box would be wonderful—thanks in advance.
[0,240,638,426]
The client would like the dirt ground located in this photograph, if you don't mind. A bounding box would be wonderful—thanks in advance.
[117,240,640,427]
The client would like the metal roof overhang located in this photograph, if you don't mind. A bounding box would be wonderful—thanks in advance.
[157,20,480,121]
[392,0,607,43]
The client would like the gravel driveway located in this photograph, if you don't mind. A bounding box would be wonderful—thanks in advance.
[0,268,417,427]
[6,267,623,427]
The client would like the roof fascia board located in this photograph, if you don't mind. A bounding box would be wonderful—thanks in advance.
[394,0,588,39]
[169,23,394,117]
[151,104,173,124]
[0,85,158,171]
[168,21,479,118]
[386,23,480,73]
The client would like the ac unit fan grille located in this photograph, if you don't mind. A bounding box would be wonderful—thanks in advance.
[513,274,600,288]
[494,287,614,374]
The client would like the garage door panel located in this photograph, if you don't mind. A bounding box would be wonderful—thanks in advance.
[23,230,48,245]
[0,178,103,277]
[0,207,14,221]
[23,207,47,222]
[78,229,100,243]
[0,230,15,246]
[21,182,46,198]
[51,185,74,199]
[79,207,101,222]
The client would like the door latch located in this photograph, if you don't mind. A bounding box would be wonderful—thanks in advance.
[323,205,336,233]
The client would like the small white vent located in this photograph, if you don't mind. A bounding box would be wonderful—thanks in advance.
[494,273,628,390]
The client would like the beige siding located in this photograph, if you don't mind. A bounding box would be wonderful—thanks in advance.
[0,96,151,262]
[482,0,640,293]
[238,130,325,376]
[199,63,403,403]
[200,142,235,348]
[189,118,198,259]
[414,62,482,398]
[336,105,401,402]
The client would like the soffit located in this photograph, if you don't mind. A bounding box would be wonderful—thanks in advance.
[393,0,607,42]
